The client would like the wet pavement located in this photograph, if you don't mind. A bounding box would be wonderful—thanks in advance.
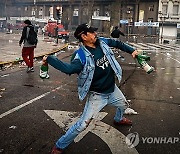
[0,33,180,154]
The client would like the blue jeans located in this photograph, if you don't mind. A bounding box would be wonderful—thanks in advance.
[56,84,128,149]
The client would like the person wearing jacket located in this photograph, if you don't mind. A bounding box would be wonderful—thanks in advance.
[19,19,36,73]
[111,26,125,40]
[42,23,138,154]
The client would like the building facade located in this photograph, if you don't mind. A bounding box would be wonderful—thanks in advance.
[158,0,180,43]
[0,0,161,37]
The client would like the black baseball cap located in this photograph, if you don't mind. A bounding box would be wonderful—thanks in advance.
[74,23,98,39]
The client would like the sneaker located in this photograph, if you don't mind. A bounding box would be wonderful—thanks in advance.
[26,67,31,73]
[51,146,63,154]
[30,67,34,72]
[45,74,50,79]
[114,117,132,126]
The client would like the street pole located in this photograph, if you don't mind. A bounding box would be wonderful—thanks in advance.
[56,19,58,44]
[160,19,164,44]
[127,22,129,42]
[56,6,61,44]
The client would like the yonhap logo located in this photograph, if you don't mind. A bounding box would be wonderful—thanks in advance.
[126,132,180,148]
[126,132,140,148]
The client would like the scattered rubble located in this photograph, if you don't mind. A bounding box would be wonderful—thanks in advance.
[0,88,6,98]
[9,125,17,129]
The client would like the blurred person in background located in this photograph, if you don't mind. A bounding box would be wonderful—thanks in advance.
[111,26,125,40]
[19,19,37,73]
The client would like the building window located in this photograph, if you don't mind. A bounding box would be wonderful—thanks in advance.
[25,7,28,11]
[105,11,110,17]
[139,10,144,22]
[32,11,35,16]
[32,7,35,16]
[173,5,179,15]
[49,7,53,18]
[148,18,153,22]
[162,5,168,15]
[105,6,110,17]
[149,5,154,11]
[72,8,78,25]
[73,8,79,16]
[39,8,43,16]
[93,8,100,17]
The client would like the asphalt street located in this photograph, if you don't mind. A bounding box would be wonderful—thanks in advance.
[0,33,180,154]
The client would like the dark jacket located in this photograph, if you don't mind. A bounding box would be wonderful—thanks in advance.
[111,29,125,38]
[19,25,36,47]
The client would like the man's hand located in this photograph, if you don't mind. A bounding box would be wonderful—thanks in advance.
[42,55,48,65]
[131,50,138,58]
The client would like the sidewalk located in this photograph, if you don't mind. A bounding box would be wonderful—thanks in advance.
[0,33,68,65]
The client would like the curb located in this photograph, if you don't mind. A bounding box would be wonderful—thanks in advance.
[0,43,69,68]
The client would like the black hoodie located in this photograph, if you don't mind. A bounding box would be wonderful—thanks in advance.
[19,25,36,47]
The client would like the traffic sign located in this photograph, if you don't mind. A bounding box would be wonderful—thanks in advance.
[92,16,110,21]
[120,20,128,24]
[134,22,159,27]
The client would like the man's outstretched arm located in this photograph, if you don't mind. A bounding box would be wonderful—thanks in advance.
[43,55,83,75]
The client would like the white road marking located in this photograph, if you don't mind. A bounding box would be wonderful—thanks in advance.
[91,120,138,154]
[0,91,50,119]
[0,85,64,119]
[1,74,10,78]
[129,43,180,51]
[44,110,139,154]
[161,53,180,64]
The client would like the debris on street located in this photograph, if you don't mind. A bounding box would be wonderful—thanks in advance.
[124,107,138,115]
[9,125,17,129]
